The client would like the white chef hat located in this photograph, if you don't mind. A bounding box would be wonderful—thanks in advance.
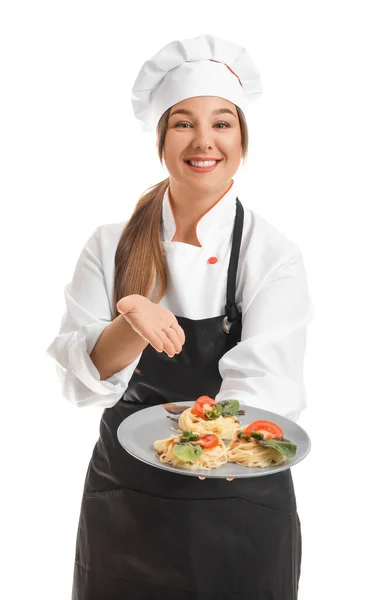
[131,34,262,132]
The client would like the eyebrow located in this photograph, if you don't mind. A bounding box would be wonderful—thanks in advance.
[169,107,237,119]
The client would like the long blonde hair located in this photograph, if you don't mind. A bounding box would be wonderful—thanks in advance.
[113,105,249,319]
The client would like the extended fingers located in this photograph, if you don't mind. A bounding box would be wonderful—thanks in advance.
[162,326,183,355]
[170,321,186,345]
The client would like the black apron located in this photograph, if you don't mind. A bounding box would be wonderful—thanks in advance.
[72,198,302,600]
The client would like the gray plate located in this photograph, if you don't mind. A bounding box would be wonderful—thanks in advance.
[117,402,311,479]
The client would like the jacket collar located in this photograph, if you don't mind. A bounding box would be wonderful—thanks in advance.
[161,179,238,247]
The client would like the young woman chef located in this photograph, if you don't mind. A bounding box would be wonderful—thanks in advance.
[47,33,314,600]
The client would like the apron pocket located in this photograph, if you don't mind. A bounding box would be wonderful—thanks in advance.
[76,487,295,596]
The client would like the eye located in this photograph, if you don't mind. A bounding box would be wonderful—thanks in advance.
[173,121,231,129]
[174,121,192,128]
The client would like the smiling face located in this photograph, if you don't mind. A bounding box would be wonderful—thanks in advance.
[163,96,243,194]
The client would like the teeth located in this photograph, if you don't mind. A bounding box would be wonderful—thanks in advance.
[188,160,218,167]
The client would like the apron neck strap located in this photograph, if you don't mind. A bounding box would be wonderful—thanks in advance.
[225,197,244,323]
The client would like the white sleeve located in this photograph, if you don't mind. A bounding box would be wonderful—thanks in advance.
[214,249,315,422]
[46,226,143,408]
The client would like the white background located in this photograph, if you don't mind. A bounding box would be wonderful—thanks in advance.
[1,1,371,598]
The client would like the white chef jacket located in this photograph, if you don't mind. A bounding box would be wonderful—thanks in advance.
[46,179,314,420]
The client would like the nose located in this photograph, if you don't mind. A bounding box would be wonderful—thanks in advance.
[191,125,214,151]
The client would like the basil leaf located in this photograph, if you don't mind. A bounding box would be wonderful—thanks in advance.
[173,443,203,462]
[215,400,240,417]
[258,438,297,458]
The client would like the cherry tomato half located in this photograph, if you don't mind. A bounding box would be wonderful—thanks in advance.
[244,420,284,440]
[193,434,219,450]
[191,396,216,420]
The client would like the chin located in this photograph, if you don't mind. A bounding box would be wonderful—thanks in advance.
[186,179,222,191]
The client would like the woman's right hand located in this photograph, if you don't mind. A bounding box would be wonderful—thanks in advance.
[116,294,185,358]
